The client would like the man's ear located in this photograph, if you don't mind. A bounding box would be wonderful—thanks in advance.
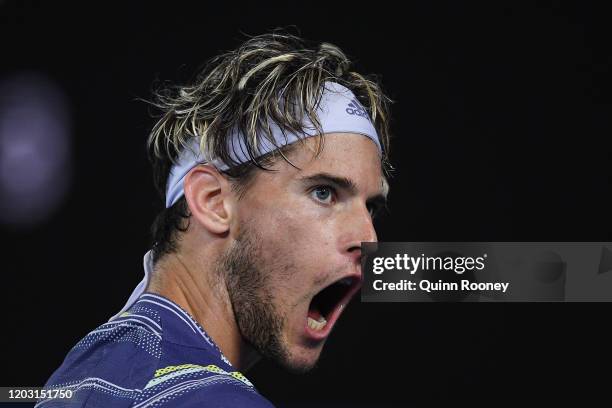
[183,164,233,235]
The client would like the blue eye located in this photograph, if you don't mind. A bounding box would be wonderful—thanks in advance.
[312,186,334,204]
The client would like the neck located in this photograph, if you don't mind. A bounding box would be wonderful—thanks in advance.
[146,249,260,371]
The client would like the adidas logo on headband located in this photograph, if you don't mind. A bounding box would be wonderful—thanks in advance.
[346,98,368,118]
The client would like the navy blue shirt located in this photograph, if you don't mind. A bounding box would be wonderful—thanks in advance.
[36,292,275,407]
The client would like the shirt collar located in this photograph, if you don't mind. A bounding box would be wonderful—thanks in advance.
[134,292,233,366]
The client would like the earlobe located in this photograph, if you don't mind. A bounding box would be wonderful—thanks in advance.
[183,165,232,235]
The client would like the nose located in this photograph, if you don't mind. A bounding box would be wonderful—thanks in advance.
[342,202,378,265]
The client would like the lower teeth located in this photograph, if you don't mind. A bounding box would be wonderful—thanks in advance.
[307,316,327,331]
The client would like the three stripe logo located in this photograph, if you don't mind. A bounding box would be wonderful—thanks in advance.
[346,98,369,119]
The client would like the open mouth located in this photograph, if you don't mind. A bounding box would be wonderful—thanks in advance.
[306,275,362,336]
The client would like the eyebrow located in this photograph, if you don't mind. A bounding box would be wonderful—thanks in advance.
[298,172,388,206]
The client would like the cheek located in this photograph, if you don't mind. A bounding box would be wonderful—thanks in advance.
[246,195,316,246]
[239,192,338,283]
[271,211,339,296]
[247,212,321,298]
[269,205,335,257]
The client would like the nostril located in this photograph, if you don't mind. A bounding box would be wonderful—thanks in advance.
[347,245,362,264]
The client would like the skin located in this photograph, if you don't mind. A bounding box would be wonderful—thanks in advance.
[147,132,387,372]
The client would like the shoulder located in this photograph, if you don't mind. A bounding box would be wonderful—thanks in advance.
[41,314,163,396]
[66,311,164,366]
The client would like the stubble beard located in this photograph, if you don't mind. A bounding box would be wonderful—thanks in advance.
[217,225,316,374]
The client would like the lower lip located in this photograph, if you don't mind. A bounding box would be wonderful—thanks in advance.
[304,318,333,342]
[303,305,344,341]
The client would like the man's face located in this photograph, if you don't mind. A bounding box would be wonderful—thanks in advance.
[219,132,386,373]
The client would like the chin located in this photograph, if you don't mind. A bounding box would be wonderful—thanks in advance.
[275,344,324,374]
[277,358,319,374]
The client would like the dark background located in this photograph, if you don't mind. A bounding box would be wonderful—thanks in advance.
[2,1,611,407]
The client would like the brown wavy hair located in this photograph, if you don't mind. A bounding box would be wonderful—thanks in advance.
[146,29,393,264]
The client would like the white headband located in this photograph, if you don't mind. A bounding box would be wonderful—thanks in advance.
[109,81,381,321]
[164,81,382,208]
